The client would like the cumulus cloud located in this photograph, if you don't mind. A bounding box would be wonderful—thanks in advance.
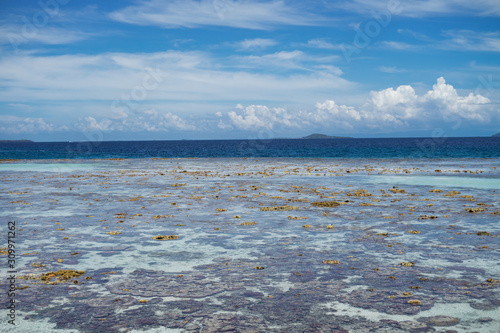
[225,77,495,132]
[228,105,300,130]
[0,115,57,134]
[77,110,195,132]
[421,77,491,121]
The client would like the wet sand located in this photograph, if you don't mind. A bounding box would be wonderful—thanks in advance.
[1,158,499,332]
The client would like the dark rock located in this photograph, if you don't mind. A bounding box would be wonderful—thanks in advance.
[470,302,498,311]
[477,317,493,322]
[243,291,265,297]
[399,320,430,332]
[418,315,460,327]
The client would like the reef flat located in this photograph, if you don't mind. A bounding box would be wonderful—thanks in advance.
[1,158,499,332]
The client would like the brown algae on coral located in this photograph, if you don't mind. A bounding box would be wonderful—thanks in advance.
[400,262,415,267]
[40,270,86,284]
[151,235,180,240]
[322,260,340,264]
[239,221,257,226]
[260,206,298,211]
[311,201,341,207]
[465,207,485,213]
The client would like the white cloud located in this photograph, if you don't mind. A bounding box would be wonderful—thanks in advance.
[378,66,405,73]
[239,50,305,67]
[0,115,57,134]
[235,38,277,50]
[336,0,500,18]
[306,100,361,130]
[226,77,495,132]
[387,30,500,52]
[0,48,353,137]
[381,41,418,50]
[421,77,491,121]
[234,50,341,73]
[228,105,300,130]
[77,110,195,132]
[0,50,349,104]
[1,77,495,135]
[109,0,321,30]
[439,30,500,52]
[0,25,90,48]
[304,39,341,50]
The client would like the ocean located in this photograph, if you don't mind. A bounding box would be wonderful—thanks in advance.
[1,137,499,332]
[1,136,499,159]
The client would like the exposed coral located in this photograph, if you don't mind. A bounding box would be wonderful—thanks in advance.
[322,260,340,264]
[151,235,180,240]
[260,206,299,211]
[310,201,341,207]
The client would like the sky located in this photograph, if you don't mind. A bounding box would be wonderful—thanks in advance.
[0,0,499,141]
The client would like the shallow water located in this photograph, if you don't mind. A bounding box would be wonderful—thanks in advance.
[1,158,499,332]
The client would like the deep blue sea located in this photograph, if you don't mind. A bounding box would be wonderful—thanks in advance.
[1,137,499,159]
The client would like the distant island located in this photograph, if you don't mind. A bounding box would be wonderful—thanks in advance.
[0,139,34,142]
[301,133,352,139]
[493,132,500,137]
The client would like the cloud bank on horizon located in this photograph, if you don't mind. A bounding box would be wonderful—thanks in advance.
[0,0,499,140]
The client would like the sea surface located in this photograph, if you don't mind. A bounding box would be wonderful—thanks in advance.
[0,138,499,332]
[1,136,499,159]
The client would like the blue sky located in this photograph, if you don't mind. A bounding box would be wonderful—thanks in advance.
[0,0,499,141]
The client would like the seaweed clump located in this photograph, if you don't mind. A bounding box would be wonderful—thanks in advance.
[322,260,340,265]
[400,262,415,267]
[40,270,86,284]
[347,189,372,197]
[239,221,257,226]
[260,206,298,211]
[465,208,485,213]
[311,201,341,207]
[152,235,180,240]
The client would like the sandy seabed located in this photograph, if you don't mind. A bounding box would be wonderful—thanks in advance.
[1,158,499,332]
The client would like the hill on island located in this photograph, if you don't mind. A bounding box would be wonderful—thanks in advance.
[493,132,500,137]
[0,139,34,142]
[301,133,352,139]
